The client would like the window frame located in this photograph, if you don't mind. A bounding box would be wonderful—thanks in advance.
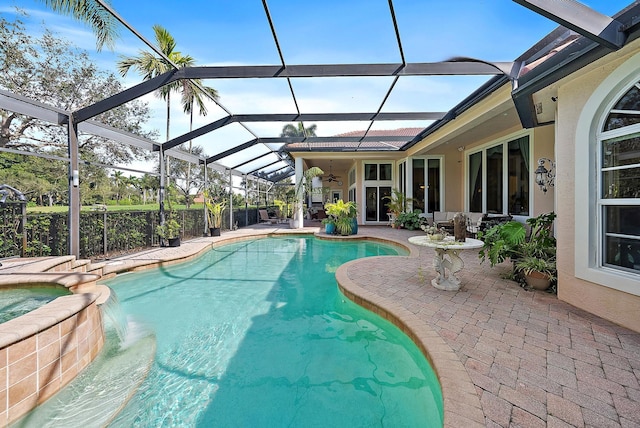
[574,55,640,296]
[465,130,532,219]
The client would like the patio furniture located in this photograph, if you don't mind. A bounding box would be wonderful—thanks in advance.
[387,212,396,226]
[259,209,278,224]
[408,236,484,291]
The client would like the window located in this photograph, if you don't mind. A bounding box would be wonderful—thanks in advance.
[363,162,393,222]
[599,85,640,274]
[467,135,530,215]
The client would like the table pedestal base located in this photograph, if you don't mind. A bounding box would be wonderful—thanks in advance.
[431,248,464,291]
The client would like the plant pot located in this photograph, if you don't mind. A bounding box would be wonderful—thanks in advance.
[289,218,302,228]
[524,271,551,290]
[350,218,358,235]
[325,223,336,235]
[210,227,221,237]
[167,237,180,247]
[428,234,444,241]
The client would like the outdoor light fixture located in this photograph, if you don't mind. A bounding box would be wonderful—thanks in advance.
[534,158,555,193]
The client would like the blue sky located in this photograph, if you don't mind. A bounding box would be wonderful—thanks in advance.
[0,0,636,172]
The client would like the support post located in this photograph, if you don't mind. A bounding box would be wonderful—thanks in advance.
[68,118,80,258]
[294,157,303,229]
[228,169,233,229]
[159,147,166,227]
[203,164,209,235]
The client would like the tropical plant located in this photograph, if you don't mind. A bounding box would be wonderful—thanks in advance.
[325,199,357,235]
[280,123,318,138]
[383,189,414,217]
[36,0,119,51]
[203,190,226,229]
[477,221,526,266]
[118,25,215,141]
[395,211,425,230]
[156,218,180,239]
[515,256,557,281]
[478,212,557,289]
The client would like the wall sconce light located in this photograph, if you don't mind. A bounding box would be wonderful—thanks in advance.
[534,158,555,193]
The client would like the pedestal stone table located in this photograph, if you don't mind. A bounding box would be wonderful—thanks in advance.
[408,236,484,291]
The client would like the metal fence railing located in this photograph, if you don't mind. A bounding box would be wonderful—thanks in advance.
[0,207,266,260]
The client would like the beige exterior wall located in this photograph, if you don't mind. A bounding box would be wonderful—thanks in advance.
[532,125,555,216]
[555,38,640,332]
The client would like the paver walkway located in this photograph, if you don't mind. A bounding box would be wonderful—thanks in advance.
[343,226,640,428]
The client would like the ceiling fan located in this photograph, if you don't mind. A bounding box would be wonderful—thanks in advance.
[325,161,341,183]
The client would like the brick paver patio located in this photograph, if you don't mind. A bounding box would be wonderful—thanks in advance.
[339,226,640,427]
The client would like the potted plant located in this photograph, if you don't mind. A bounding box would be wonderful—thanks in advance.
[515,256,556,290]
[479,212,557,291]
[477,220,526,266]
[383,189,413,218]
[204,190,225,236]
[395,211,425,230]
[322,217,336,235]
[325,199,357,236]
[157,218,181,247]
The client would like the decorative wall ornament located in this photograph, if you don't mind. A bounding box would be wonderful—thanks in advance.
[534,158,555,193]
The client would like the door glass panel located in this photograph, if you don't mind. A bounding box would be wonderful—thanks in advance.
[428,159,440,213]
[469,152,483,212]
[486,145,503,213]
[379,187,392,221]
[412,159,425,212]
[365,187,377,221]
[508,137,529,216]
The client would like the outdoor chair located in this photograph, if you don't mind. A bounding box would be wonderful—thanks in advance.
[259,209,278,224]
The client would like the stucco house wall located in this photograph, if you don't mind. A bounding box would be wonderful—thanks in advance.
[555,38,640,332]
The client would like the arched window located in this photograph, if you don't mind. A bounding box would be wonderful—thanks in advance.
[598,82,640,273]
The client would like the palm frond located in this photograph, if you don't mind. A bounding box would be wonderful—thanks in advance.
[38,0,119,51]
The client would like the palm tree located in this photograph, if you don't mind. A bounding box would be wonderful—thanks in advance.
[36,0,118,51]
[179,75,218,203]
[280,123,317,138]
[110,170,125,204]
[117,25,191,142]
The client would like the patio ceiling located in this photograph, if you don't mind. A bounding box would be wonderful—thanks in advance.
[2,0,637,183]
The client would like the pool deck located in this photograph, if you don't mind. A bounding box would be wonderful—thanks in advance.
[31,223,640,427]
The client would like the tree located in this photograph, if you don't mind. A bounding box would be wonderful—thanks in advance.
[180,78,218,203]
[36,0,119,51]
[170,146,206,208]
[280,123,318,138]
[140,173,159,205]
[118,25,219,202]
[118,25,193,142]
[0,16,156,166]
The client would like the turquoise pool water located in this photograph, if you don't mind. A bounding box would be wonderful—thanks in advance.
[102,236,443,426]
[0,286,69,324]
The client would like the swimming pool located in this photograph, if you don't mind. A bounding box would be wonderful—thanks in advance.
[23,236,444,426]
[0,286,70,324]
